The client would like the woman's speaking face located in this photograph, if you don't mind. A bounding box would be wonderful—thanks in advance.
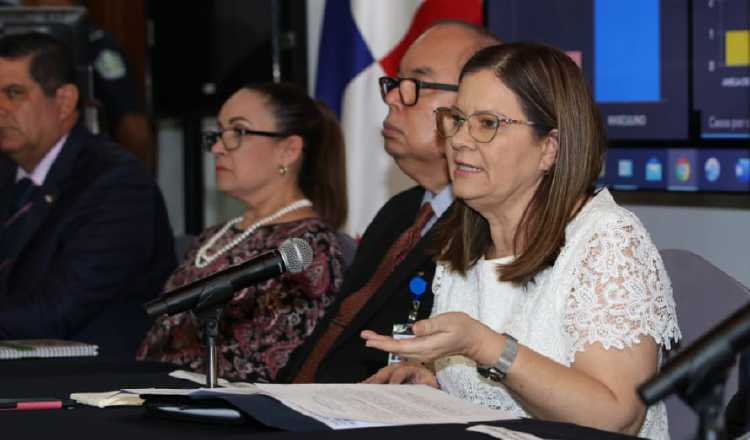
[210,89,288,202]
[445,70,556,217]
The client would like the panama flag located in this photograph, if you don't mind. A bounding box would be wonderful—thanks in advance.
[315,0,483,235]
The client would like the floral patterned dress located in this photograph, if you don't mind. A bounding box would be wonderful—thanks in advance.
[137,218,344,382]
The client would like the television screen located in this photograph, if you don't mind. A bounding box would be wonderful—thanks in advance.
[487,0,689,141]
[486,0,750,194]
[693,0,750,139]
[602,147,749,192]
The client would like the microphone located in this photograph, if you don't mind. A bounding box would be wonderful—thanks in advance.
[145,237,314,317]
[638,301,750,405]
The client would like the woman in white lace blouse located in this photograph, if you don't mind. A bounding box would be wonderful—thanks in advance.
[362,43,681,439]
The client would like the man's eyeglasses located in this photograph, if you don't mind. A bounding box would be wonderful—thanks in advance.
[202,127,287,152]
[434,107,541,143]
[379,77,458,106]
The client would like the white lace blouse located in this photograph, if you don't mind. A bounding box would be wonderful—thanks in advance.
[431,188,681,440]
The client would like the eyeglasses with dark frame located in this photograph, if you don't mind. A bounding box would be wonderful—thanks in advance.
[202,127,288,152]
[434,107,542,143]
[378,76,459,106]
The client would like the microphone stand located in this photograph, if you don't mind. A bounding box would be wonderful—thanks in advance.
[194,305,224,388]
[676,357,733,440]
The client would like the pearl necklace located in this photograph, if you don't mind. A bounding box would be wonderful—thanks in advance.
[194,198,313,268]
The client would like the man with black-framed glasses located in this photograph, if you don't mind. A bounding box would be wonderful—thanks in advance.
[378,77,459,107]
[284,21,500,384]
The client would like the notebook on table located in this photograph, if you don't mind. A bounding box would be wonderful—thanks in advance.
[0,339,98,359]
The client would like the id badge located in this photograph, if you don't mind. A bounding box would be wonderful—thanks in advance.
[388,323,415,365]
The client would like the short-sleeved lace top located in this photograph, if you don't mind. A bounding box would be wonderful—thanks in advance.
[431,188,681,440]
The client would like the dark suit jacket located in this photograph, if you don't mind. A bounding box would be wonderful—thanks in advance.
[0,124,176,356]
[280,186,446,382]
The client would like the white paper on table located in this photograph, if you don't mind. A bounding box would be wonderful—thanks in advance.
[189,384,389,429]
[77,383,514,429]
[122,387,201,395]
[168,369,256,388]
[70,385,251,409]
[70,390,144,408]
[243,383,513,426]
[70,388,200,408]
[137,386,381,429]
[468,425,547,440]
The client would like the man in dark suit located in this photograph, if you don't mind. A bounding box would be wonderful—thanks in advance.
[282,22,500,383]
[0,32,175,355]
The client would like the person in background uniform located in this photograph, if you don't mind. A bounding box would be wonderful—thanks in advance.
[21,0,157,170]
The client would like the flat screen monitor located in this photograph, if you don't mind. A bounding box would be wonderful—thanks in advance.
[486,0,749,194]
[693,0,750,140]
[487,0,689,142]
[601,147,749,192]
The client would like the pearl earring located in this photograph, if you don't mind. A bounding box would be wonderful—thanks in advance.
[278,164,288,175]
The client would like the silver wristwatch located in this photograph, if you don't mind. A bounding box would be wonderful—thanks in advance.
[477,333,518,382]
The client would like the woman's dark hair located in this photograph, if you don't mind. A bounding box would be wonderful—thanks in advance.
[432,42,606,286]
[244,82,348,230]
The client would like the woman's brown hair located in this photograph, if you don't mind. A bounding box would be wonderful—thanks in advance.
[244,82,348,230]
[432,42,606,286]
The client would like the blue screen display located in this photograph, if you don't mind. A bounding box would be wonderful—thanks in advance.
[486,0,750,193]
[487,0,689,141]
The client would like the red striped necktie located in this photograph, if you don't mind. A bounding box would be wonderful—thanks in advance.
[293,202,434,383]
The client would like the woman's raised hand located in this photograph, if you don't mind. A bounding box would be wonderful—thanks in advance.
[361,312,497,364]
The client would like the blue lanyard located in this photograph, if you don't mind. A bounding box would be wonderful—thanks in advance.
[407,275,427,324]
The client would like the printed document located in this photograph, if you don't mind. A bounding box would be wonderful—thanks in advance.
[203,383,512,429]
[74,379,514,430]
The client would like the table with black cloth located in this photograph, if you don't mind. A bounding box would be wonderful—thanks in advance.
[0,357,643,440]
